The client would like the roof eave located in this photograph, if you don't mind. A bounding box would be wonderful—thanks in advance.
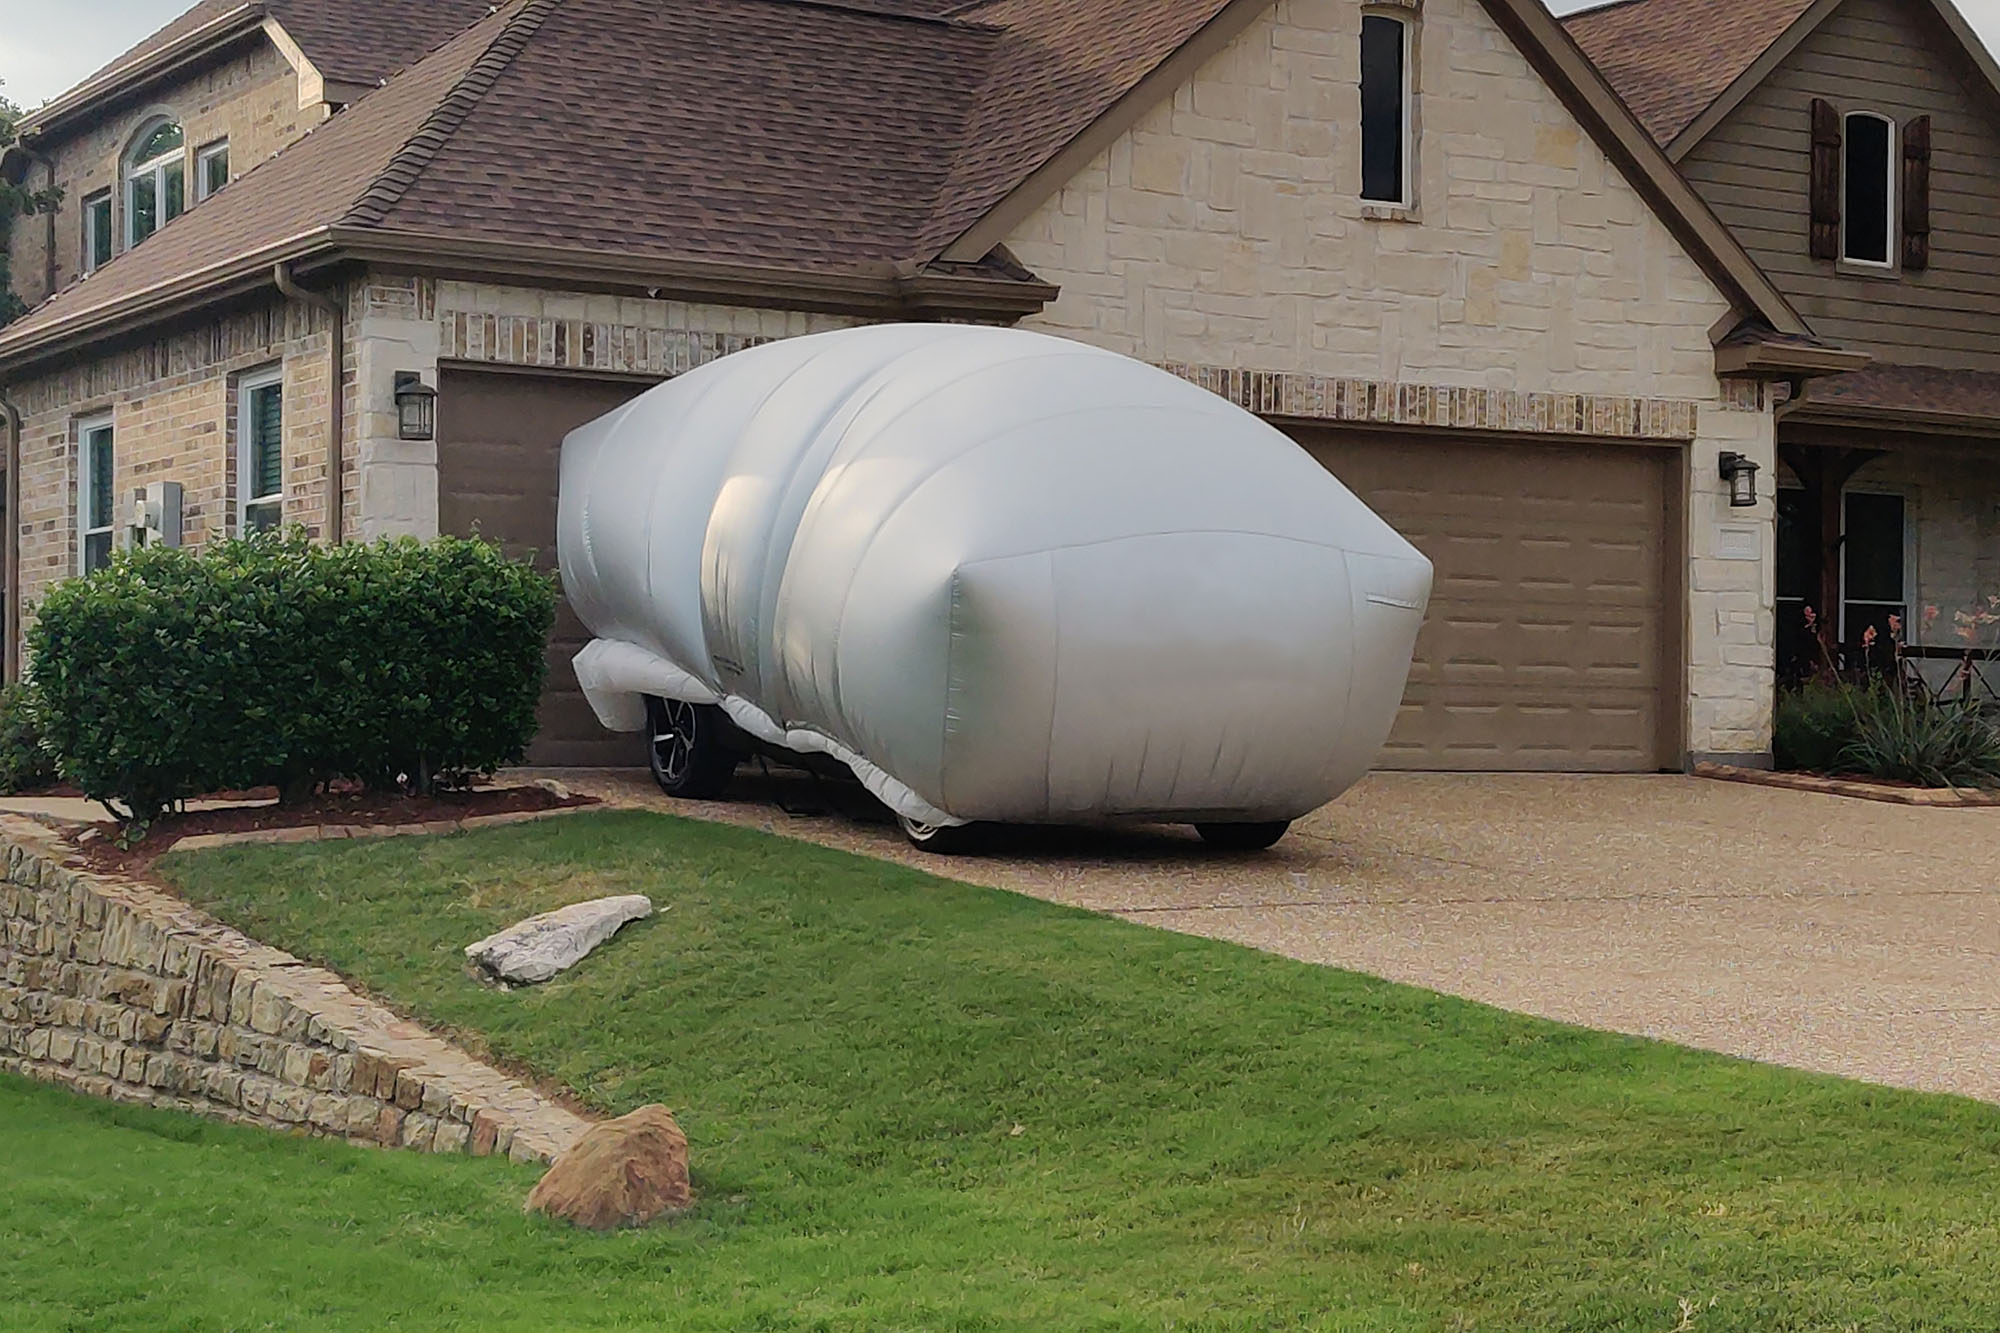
[1713,340,1872,378]
[1783,400,2000,437]
[18,5,273,144]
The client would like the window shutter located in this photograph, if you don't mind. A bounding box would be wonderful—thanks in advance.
[1810,98,1841,260]
[1902,114,1932,271]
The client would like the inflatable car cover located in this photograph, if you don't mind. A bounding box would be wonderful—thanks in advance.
[558,324,1431,828]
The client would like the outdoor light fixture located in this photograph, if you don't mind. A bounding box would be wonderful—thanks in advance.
[1718,451,1761,508]
[394,372,437,442]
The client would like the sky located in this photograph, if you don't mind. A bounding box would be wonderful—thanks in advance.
[3,0,1999,109]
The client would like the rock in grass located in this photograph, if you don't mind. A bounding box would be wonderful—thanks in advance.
[527,1105,693,1230]
[465,895,652,984]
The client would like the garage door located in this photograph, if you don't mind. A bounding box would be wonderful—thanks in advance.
[439,368,652,767]
[1296,429,1675,771]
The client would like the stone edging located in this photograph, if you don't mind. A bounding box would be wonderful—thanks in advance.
[167,804,590,854]
[0,816,592,1163]
[1694,762,2000,808]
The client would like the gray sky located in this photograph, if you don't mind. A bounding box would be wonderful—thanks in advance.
[4,0,2000,109]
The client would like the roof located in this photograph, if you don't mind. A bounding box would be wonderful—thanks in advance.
[1563,0,2000,155]
[0,0,1818,371]
[1796,364,2000,429]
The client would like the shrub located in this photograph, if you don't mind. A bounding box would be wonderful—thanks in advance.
[1773,680,1860,774]
[0,685,55,795]
[1843,688,2000,790]
[28,532,555,820]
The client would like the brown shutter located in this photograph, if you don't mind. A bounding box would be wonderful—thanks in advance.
[1810,98,1842,260]
[1902,114,1933,271]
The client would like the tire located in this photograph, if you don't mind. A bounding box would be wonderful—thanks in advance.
[644,696,739,799]
[1195,821,1291,851]
[897,813,984,855]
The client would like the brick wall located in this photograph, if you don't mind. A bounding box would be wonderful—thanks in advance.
[0,818,586,1163]
[1002,0,1778,758]
[9,39,325,310]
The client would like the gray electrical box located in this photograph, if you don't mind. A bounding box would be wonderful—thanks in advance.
[128,482,184,549]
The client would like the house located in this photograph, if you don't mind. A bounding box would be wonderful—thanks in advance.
[0,0,1856,771]
[1565,0,2000,687]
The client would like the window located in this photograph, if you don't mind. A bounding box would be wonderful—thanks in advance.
[82,191,112,273]
[125,119,185,247]
[1360,14,1411,205]
[1843,490,1906,665]
[197,140,230,201]
[76,417,116,575]
[238,369,284,533]
[1842,111,1895,266]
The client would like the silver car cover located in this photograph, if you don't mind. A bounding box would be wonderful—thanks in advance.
[558,324,1431,828]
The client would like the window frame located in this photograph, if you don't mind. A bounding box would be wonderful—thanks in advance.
[196,139,230,202]
[236,366,286,534]
[1359,10,1415,209]
[1838,484,1911,652]
[82,190,113,273]
[1839,109,1898,270]
[75,414,116,576]
[124,118,187,249]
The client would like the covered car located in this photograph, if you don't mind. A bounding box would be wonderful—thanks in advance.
[558,324,1430,849]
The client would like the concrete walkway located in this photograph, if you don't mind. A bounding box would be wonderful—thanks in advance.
[550,767,2000,1104]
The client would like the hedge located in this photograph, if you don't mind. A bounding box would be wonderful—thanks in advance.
[28,532,556,821]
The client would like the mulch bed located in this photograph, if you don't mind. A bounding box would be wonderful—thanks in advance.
[60,784,601,873]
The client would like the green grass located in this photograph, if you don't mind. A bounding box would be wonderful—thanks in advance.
[7,809,2000,1329]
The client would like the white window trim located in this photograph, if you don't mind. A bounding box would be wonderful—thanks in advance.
[1839,110,1898,270]
[196,140,229,201]
[1359,10,1417,214]
[237,366,285,533]
[76,414,114,576]
[81,192,112,274]
[125,119,185,249]
[1837,482,1913,643]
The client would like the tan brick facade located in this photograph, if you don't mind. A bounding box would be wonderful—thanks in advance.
[9,38,326,311]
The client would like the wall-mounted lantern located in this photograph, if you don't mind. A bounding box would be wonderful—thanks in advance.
[1718,451,1761,508]
[394,372,437,442]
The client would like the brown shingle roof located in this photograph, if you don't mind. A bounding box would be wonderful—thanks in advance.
[1804,365,2000,426]
[1561,0,1817,145]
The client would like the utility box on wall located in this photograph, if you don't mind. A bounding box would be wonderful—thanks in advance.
[128,482,184,550]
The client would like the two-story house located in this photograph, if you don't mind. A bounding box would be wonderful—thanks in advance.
[1567,0,2000,689]
[0,0,1857,771]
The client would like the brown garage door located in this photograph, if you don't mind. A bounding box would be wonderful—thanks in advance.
[439,368,653,767]
[1297,429,1676,772]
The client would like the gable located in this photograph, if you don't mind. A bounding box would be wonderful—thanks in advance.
[1003,0,1741,401]
[1677,0,2000,371]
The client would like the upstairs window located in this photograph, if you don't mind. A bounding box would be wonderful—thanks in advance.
[197,140,230,201]
[126,119,185,248]
[82,191,112,273]
[238,368,285,533]
[1842,111,1895,266]
[77,417,116,575]
[1360,13,1412,205]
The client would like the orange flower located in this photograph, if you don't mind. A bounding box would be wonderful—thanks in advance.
[1803,605,1818,629]
[1862,625,1878,650]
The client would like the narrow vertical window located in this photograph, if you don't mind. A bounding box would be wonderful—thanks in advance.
[1842,112,1894,266]
[239,369,284,533]
[83,192,113,272]
[77,418,116,574]
[197,141,230,201]
[1361,14,1410,205]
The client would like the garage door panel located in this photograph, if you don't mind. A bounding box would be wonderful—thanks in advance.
[1299,429,1672,772]
[440,369,652,767]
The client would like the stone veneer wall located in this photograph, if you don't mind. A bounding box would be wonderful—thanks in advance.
[0,818,587,1164]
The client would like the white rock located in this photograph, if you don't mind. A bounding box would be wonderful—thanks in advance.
[466,896,653,984]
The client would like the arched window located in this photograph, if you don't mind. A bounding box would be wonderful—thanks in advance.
[126,119,186,248]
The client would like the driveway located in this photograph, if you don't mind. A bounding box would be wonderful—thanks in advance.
[572,770,2000,1102]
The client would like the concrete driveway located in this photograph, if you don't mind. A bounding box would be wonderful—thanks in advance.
[565,769,2000,1102]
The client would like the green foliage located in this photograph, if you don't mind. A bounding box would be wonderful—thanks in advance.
[27,532,555,819]
[1,83,66,328]
[0,685,55,795]
[1772,679,1861,773]
[1775,679,2000,789]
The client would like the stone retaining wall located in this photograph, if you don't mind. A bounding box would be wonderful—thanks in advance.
[0,817,589,1163]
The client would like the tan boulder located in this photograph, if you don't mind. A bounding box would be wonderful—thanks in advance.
[526,1105,693,1230]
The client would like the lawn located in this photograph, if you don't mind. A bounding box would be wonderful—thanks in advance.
[7,808,2000,1330]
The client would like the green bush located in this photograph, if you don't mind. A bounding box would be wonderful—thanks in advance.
[1773,680,1861,774]
[0,685,55,795]
[1775,679,2000,789]
[28,532,555,820]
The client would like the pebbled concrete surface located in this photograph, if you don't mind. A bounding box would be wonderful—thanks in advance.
[547,767,2000,1103]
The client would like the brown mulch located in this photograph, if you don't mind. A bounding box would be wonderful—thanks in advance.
[62,784,601,872]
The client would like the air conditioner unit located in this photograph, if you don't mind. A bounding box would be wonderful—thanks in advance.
[128,481,184,550]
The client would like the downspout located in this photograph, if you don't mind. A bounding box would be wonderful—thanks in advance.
[1,391,21,685]
[272,263,344,544]
[41,151,56,299]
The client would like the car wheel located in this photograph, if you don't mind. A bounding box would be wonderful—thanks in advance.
[1195,821,1291,851]
[896,812,983,854]
[644,696,739,799]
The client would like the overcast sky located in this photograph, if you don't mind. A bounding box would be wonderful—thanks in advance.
[4,0,1999,109]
